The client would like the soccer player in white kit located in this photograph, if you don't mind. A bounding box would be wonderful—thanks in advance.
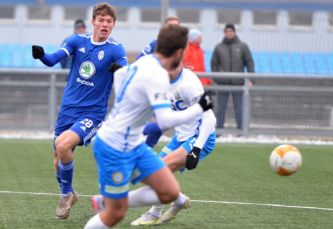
[130,63,217,226]
[91,63,217,226]
[84,25,213,229]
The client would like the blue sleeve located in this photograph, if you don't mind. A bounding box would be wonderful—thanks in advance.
[40,49,68,67]
[136,40,157,60]
[60,34,78,57]
[113,44,128,67]
[41,34,78,67]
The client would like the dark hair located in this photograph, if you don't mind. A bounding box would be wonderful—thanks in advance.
[92,2,117,21]
[164,16,180,25]
[74,19,86,29]
[156,25,189,57]
[224,23,236,32]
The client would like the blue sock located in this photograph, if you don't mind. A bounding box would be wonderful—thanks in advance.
[58,160,74,195]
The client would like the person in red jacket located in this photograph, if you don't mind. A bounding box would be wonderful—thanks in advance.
[183,29,212,86]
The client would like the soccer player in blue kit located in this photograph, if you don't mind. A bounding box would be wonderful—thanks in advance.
[83,25,214,229]
[31,3,127,219]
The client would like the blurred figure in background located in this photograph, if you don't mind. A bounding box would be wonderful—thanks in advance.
[136,16,180,59]
[183,29,212,86]
[60,19,87,69]
[211,23,254,131]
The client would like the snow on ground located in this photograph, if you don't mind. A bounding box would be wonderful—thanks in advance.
[1,131,333,145]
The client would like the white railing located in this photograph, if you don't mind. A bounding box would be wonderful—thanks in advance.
[0,68,332,137]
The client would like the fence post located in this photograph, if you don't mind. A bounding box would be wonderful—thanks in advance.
[49,73,56,132]
[242,77,250,136]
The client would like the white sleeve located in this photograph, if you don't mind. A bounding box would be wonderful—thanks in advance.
[154,104,203,130]
[181,76,204,106]
[193,109,216,149]
[144,71,172,110]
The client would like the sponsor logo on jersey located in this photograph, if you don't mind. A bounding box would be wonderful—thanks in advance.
[76,77,94,86]
[79,47,86,53]
[112,172,124,184]
[79,61,95,79]
[171,99,187,111]
[98,50,104,60]
[154,92,167,100]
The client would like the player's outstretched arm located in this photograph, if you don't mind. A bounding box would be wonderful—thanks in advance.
[31,45,67,67]
[194,109,216,149]
[185,110,216,170]
[154,91,213,131]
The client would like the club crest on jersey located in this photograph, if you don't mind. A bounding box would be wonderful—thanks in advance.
[112,172,124,184]
[98,50,104,60]
[79,61,96,79]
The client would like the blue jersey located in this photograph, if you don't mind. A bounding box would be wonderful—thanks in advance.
[136,39,157,60]
[60,33,128,120]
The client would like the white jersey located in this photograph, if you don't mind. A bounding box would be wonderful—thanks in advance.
[170,68,206,142]
[97,55,171,151]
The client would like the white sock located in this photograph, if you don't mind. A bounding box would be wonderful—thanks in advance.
[173,192,186,206]
[148,205,163,217]
[128,186,161,208]
[84,214,111,229]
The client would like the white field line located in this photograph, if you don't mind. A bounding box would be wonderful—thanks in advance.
[0,190,332,212]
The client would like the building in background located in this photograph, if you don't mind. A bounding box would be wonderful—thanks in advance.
[0,0,332,74]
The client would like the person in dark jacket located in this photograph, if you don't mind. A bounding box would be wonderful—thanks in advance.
[211,23,254,130]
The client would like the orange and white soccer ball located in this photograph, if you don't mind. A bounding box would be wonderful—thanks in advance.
[269,144,302,176]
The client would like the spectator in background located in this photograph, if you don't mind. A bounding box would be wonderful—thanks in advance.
[60,19,87,69]
[211,23,254,131]
[183,29,212,86]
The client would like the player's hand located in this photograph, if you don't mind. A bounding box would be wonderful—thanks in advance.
[143,122,163,148]
[109,63,123,73]
[198,91,213,111]
[32,45,45,59]
[185,147,201,170]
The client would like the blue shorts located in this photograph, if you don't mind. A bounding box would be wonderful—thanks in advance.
[54,113,102,148]
[160,132,216,170]
[93,136,166,199]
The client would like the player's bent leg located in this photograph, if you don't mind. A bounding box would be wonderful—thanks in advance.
[162,146,188,172]
[143,166,180,204]
[129,167,179,226]
[85,196,128,228]
[54,130,80,219]
[55,130,80,163]
[100,197,128,227]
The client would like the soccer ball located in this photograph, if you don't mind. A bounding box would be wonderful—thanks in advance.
[269,144,302,176]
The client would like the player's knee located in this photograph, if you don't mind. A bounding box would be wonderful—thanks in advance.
[55,141,72,160]
[159,185,180,204]
[112,210,126,222]
[104,205,127,224]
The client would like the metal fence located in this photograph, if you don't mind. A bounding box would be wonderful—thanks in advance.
[0,68,332,137]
